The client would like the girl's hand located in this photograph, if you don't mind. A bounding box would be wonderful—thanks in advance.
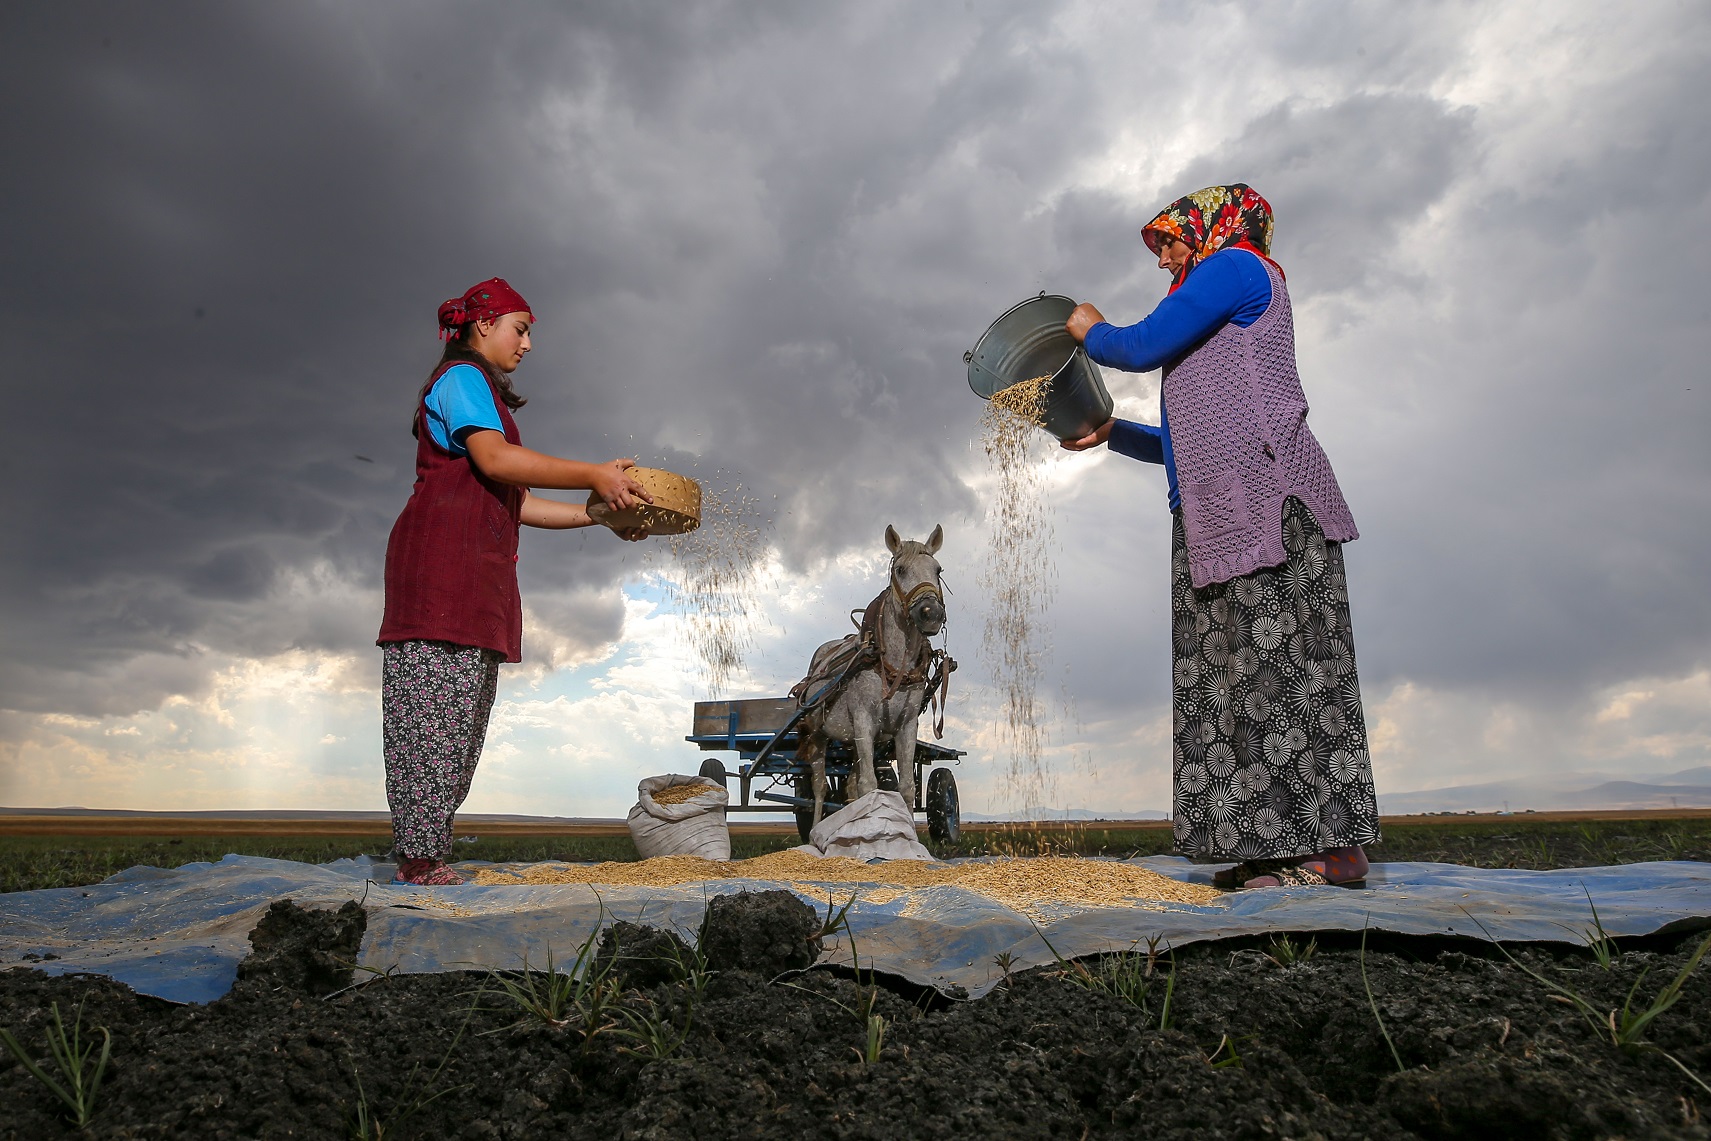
[584,500,649,539]
[592,459,652,512]
[1065,302,1106,344]
[1061,418,1115,451]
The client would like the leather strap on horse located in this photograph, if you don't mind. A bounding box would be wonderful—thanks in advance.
[860,587,952,722]
[921,647,954,739]
[787,634,871,709]
[793,582,952,734]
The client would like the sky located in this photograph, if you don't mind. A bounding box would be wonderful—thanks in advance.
[2,1,1709,818]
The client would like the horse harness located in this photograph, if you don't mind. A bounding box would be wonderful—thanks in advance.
[788,578,956,738]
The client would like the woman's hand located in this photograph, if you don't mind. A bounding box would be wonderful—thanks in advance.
[584,499,651,540]
[1065,302,1107,344]
[590,459,650,512]
[1061,418,1115,452]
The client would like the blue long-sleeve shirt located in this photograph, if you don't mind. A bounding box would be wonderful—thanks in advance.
[1083,247,1273,511]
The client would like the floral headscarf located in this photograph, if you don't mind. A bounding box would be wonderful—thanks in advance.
[1142,184,1279,293]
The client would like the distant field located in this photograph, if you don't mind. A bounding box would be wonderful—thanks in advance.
[2,811,1708,893]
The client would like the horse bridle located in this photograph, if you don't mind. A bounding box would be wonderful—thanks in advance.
[892,576,943,613]
[889,549,945,614]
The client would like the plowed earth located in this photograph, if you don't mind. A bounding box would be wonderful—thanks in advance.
[3,893,1710,1140]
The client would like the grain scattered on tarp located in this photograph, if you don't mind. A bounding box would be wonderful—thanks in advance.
[470,850,1220,914]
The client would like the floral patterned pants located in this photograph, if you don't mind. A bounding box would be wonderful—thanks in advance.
[382,639,501,861]
[1170,498,1381,861]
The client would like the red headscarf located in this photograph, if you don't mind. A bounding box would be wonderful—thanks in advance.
[1142,184,1282,294]
[437,278,534,339]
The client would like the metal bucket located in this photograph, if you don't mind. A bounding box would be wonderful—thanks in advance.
[965,293,1113,441]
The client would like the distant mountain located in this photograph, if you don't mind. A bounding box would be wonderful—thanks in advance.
[961,807,1170,822]
[1378,768,1711,815]
[1654,766,1711,786]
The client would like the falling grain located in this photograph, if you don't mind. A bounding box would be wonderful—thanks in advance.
[978,374,1058,818]
[650,473,771,697]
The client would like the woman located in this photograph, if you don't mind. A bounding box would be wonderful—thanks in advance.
[1064,185,1378,888]
[377,277,650,886]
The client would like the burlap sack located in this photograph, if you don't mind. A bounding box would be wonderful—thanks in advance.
[804,790,933,861]
[627,775,730,860]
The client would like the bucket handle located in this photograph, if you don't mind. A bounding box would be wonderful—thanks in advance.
[964,291,1058,364]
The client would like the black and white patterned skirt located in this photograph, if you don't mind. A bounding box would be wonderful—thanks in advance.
[1170,497,1381,860]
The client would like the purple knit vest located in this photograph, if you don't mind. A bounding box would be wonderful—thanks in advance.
[1163,253,1358,589]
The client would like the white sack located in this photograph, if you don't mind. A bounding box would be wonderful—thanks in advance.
[627,775,730,860]
[805,790,934,862]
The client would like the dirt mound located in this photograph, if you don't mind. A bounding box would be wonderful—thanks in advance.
[592,921,694,990]
[698,889,821,976]
[4,897,1710,1139]
[233,898,365,998]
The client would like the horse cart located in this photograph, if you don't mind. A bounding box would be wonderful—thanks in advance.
[691,524,964,845]
[687,695,964,845]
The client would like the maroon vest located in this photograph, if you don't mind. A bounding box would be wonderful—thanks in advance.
[376,361,524,661]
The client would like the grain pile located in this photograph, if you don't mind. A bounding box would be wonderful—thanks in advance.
[649,781,717,806]
[989,373,1052,421]
[978,374,1059,817]
[469,850,1218,916]
[651,472,771,697]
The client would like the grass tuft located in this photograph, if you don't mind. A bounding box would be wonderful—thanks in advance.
[1360,920,1406,1074]
[1034,924,1176,1029]
[0,999,112,1129]
[783,891,888,1064]
[1266,933,1319,967]
[1462,906,1711,1095]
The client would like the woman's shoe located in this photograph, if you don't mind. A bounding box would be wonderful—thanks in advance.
[1211,859,1334,889]
[393,857,465,886]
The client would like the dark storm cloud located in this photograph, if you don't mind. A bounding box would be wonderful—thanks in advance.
[1177,93,1476,296]
[0,3,649,710]
[2,0,1708,758]
[0,1,1088,713]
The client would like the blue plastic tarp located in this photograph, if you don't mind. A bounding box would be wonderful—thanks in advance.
[2,856,1707,1004]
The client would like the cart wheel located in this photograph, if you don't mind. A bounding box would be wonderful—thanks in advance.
[926,767,960,845]
[698,758,727,786]
[792,773,817,844]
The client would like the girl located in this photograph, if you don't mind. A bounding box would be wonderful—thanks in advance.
[377,277,650,886]
[1063,186,1379,889]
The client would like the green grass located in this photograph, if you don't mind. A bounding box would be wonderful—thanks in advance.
[3,816,1706,894]
[1365,817,1711,869]
[0,831,815,893]
[928,816,1711,866]
[0,999,112,1129]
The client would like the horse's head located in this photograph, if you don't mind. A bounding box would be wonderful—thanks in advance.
[884,524,946,636]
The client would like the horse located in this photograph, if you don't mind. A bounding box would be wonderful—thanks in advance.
[794,524,948,830]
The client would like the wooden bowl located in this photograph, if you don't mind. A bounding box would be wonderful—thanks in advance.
[588,467,701,535]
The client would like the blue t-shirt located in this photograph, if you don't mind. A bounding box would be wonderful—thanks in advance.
[423,363,504,456]
[1082,247,1273,511]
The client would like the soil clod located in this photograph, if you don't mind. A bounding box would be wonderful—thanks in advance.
[592,921,694,990]
[233,898,365,998]
[696,889,821,976]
